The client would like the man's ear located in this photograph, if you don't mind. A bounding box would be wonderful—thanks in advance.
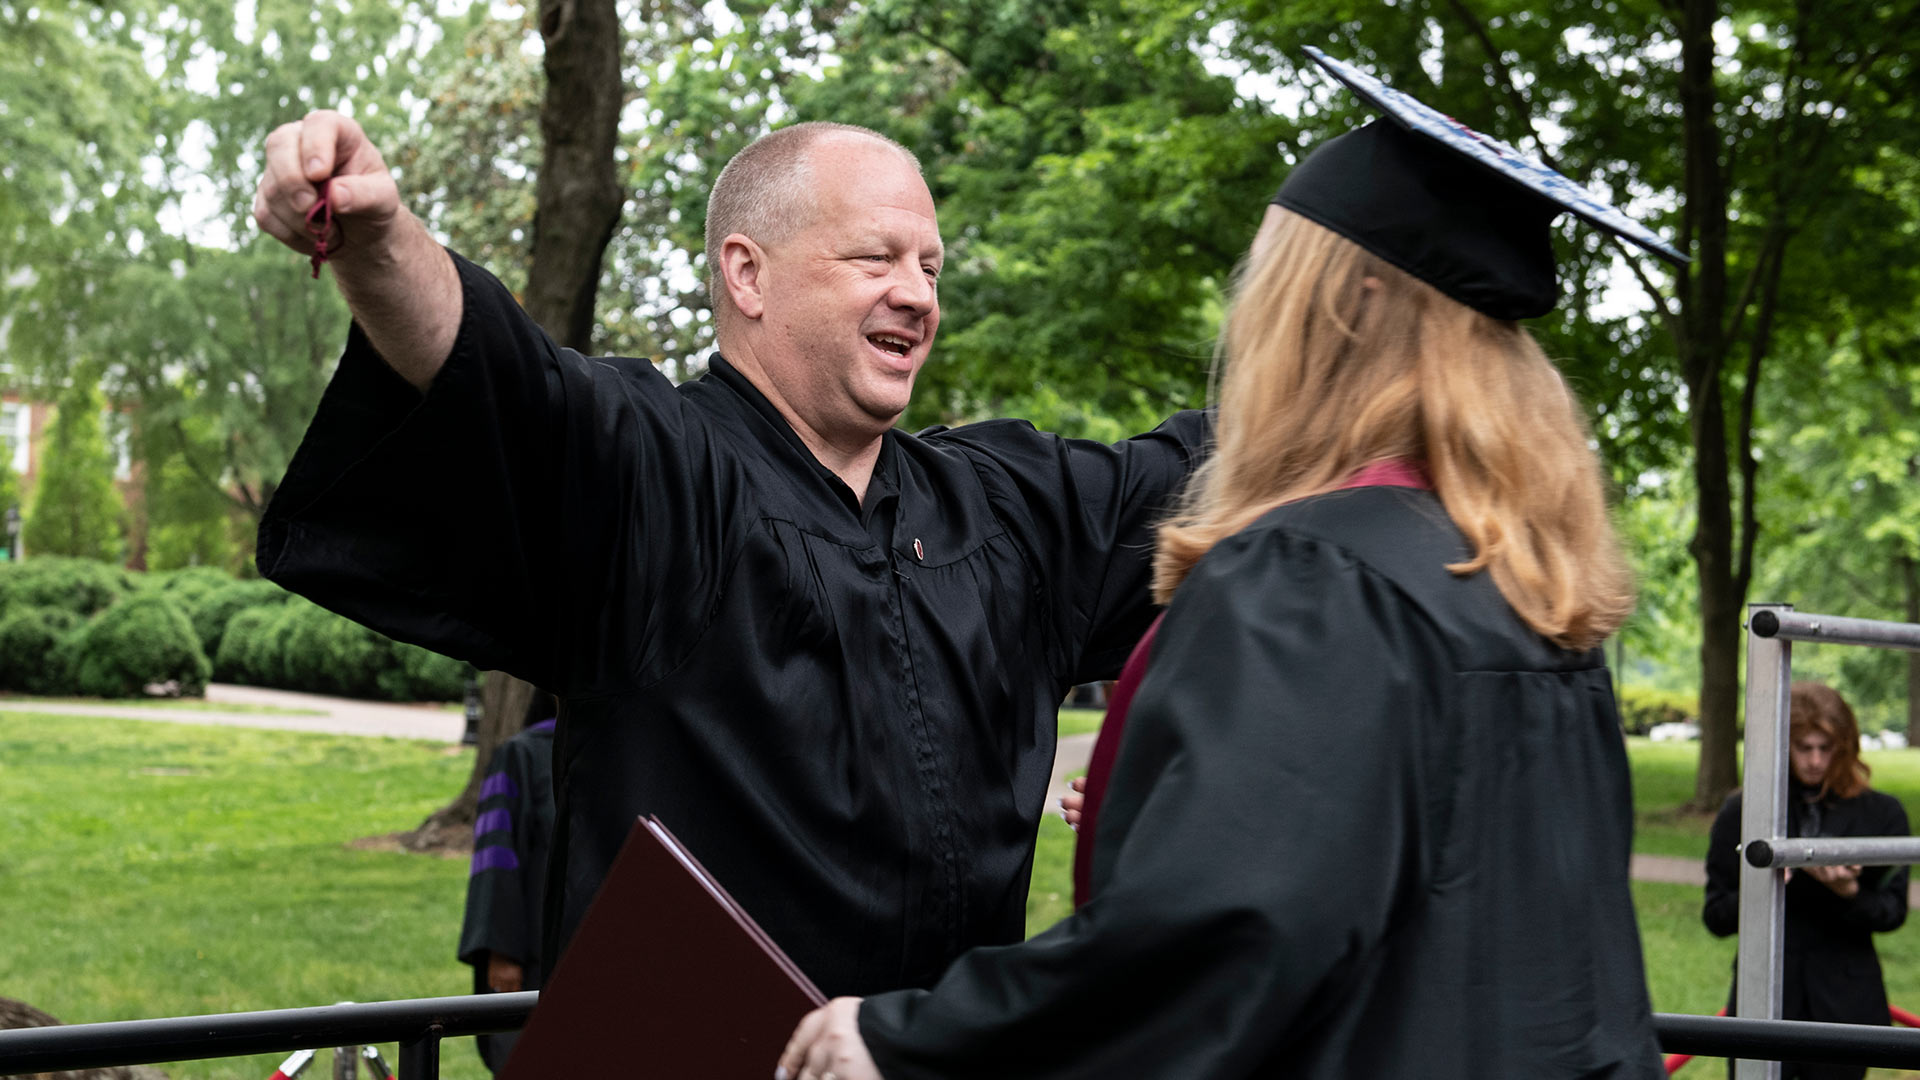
[718,233,768,320]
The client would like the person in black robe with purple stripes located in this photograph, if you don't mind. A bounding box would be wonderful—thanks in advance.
[458,689,558,1073]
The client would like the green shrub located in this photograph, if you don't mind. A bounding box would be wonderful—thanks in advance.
[0,556,136,619]
[256,601,312,688]
[385,642,472,702]
[0,605,83,694]
[1619,685,1698,736]
[191,580,292,659]
[66,594,211,698]
[144,565,235,609]
[279,601,391,698]
[194,590,471,702]
[214,606,281,684]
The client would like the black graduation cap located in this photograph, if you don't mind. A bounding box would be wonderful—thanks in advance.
[1272,46,1687,320]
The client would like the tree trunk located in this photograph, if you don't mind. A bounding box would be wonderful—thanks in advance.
[1677,0,1744,813]
[405,0,624,850]
[525,0,625,350]
[1904,552,1920,744]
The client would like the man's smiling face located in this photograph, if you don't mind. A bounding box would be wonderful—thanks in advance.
[756,134,943,444]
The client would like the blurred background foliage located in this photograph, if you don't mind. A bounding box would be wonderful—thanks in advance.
[5,0,1920,801]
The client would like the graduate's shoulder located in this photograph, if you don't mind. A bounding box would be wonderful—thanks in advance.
[1224,487,1599,673]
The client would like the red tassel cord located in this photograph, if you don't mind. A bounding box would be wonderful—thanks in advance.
[305,178,342,278]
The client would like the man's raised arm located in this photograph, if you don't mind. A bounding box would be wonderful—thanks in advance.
[252,109,459,392]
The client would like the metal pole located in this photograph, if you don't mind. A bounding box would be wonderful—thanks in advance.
[333,1044,359,1080]
[1749,609,1920,652]
[1744,835,1920,869]
[1737,603,1794,1080]
[397,1031,440,1080]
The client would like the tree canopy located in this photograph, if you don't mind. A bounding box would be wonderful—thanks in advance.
[7,0,1920,806]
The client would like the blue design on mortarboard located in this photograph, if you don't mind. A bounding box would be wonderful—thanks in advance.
[1301,46,1687,265]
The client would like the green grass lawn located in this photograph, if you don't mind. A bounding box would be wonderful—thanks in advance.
[0,697,326,716]
[1056,708,1105,738]
[1625,737,1920,862]
[9,710,1920,1078]
[0,712,486,1080]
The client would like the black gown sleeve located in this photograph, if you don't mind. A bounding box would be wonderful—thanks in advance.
[257,252,737,694]
[929,410,1210,682]
[1703,792,1743,938]
[857,529,1445,1080]
[1837,791,1910,934]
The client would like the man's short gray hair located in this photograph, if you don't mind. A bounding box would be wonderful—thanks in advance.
[704,121,921,315]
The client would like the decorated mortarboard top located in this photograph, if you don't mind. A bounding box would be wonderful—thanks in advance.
[1271,46,1686,320]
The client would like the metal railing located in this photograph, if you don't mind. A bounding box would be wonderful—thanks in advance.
[1736,603,1920,1079]
[8,996,1920,1076]
[0,992,533,1080]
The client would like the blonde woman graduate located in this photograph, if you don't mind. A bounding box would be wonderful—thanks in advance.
[779,49,1686,1080]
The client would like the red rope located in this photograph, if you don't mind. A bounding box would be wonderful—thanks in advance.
[304,179,340,278]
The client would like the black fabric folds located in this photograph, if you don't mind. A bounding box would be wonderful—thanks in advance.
[257,251,1209,997]
[858,487,1664,1079]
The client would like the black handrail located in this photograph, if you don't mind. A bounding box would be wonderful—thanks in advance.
[7,1001,1920,1077]
[0,992,534,1079]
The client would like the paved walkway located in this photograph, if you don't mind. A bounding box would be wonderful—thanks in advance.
[0,683,464,741]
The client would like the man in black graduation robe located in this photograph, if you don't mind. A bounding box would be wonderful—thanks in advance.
[251,117,1208,997]
[457,714,556,1073]
[848,487,1664,1078]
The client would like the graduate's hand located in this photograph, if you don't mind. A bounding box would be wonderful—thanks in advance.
[1806,863,1862,899]
[1060,775,1087,831]
[776,997,881,1080]
[486,954,524,993]
[253,109,402,260]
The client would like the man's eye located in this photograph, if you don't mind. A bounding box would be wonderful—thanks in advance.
[923,266,940,280]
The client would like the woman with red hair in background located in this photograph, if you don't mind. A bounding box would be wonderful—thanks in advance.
[1704,681,1912,1080]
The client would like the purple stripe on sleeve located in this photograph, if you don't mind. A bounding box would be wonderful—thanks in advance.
[469,846,521,876]
[531,718,557,733]
[479,772,518,802]
[473,808,513,838]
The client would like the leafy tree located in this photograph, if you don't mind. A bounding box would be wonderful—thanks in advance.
[402,0,627,845]
[141,414,240,572]
[1750,268,1920,736]
[2,0,458,528]
[22,381,125,563]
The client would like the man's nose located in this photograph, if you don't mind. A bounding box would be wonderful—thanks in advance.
[889,267,936,315]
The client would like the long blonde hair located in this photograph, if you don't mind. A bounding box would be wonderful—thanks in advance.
[1154,211,1633,651]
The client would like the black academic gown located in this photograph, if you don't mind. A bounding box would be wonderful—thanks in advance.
[859,486,1664,1079]
[457,720,556,1073]
[1704,783,1910,1079]
[256,250,1208,996]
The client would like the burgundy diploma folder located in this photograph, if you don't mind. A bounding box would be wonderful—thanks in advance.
[499,815,828,1078]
